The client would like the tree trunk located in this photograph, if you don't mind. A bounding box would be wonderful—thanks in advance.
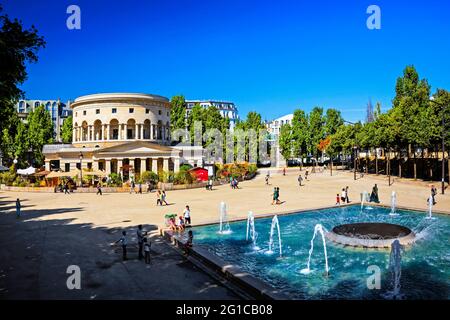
[375,152,379,175]
[388,151,391,186]
[331,158,333,176]
[398,150,402,178]
[413,151,417,180]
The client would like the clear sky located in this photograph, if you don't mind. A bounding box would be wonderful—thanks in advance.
[3,0,450,122]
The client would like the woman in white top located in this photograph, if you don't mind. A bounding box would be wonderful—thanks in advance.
[183,205,191,226]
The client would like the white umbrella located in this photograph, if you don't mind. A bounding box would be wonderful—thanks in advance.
[17,166,36,175]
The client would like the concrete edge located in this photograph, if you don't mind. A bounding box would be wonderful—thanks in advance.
[161,229,291,300]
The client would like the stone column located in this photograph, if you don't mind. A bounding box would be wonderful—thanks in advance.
[140,158,146,173]
[173,157,180,173]
[151,158,158,173]
[72,127,77,142]
[45,161,50,171]
[106,124,110,140]
[140,124,144,140]
[89,125,93,141]
[135,124,139,139]
[93,160,99,171]
[163,157,169,172]
[117,159,123,176]
[105,159,111,175]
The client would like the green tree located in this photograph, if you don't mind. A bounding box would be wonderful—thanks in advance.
[14,121,29,167]
[170,95,186,132]
[324,108,344,136]
[27,105,53,166]
[290,109,309,163]
[308,107,325,157]
[0,6,45,163]
[279,123,292,161]
[61,115,73,143]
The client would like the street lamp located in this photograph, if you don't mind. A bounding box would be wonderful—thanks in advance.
[430,97,448,195]
[13,158,18,173]
[79,152,83,187]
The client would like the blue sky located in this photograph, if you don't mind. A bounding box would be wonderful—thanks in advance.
[3,0,450,122]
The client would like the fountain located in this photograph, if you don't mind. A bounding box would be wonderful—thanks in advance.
[300,224,329,276]
[426,193,435,220]
[267,215,282,257]
[389,191,398,216]
[360,191,369,211]
[218,202,232,234]
[384,240,404,299]
[246,211,259,249]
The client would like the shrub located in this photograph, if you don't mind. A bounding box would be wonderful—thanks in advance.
[173,170,194,185]
[108,173,123,187]
[180,163,193,172]
[140,171,158,184]
[0,171,16,186]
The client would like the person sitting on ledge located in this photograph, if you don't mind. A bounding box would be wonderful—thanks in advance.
[184,230,193,255]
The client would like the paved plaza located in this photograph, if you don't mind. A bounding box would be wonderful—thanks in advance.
[0,169,449,299]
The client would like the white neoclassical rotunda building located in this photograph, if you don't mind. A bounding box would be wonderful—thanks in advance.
[43,93,203,179]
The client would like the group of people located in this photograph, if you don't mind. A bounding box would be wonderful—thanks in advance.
[271,187,282,205]
[229,177,239,189]
[129,180,144,194]
[115,225,152,264]
[336,186,351,205]
[156,190,169,206]
[168,205,192,232]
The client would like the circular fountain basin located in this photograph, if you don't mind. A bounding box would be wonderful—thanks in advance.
[326,223,415,249]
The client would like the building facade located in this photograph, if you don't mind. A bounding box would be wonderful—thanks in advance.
[43,93,203,179]
[16,99,73,142]
[185,100,239,131]
[265,113,294,138]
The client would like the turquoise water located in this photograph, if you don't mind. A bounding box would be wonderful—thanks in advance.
[192,205,450,299]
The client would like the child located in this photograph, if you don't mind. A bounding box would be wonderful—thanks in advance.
[336,194,341,206]
[115,231,128,261]
[169,217,178,232]
[156,190,162,206]
[16,198,21,218]
[183,205,191,226]
[178,216,185,232]
[143,238,151,264]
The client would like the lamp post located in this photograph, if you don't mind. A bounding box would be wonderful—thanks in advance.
[430,97,448,195]
[13,158,18,173]
[79,152,83,187]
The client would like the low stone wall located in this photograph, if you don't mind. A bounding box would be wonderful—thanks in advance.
[0,185,55,193]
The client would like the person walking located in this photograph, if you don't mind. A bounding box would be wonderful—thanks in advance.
[345,186,350,203]
[305,170,309,180]
[298,174,303,186]
[63,182,70,194]
[137,225,147,260]
[161,190,168,205]
[336,194,341,206]
[341,188,346,203]
[265,173,270,185]
[16,198,21,218]
[283,167,286,176]
[156,190,162,206]
[96,183,102,195]
[130,180,135,194]
[431,185,437,205]
[144,238,151,264]
[138,183,142,194]
[184,205,191,226]
[370,184,380,203]
[115,231,128,261]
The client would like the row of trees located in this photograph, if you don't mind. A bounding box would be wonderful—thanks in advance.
[281,66,450,181]
[278,107,344,163]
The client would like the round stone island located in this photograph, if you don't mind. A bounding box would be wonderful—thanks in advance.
[325,222,416,249]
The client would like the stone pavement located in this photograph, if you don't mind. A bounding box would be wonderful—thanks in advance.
[0,169,448,299]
